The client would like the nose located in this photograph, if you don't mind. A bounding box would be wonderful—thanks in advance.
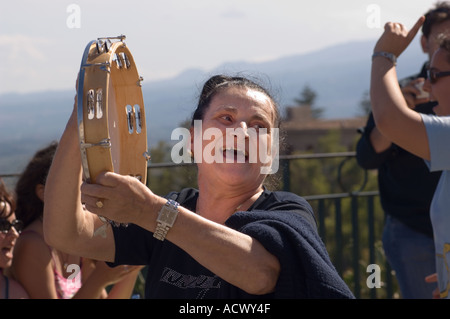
[237,121,249,137]
[7,226,20,238]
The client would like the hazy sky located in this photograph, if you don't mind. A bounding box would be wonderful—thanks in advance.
[0,0,440,94]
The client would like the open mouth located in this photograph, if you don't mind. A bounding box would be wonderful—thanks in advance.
[221,147,249,163]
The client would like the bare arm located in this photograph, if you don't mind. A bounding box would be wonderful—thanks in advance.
[103,266,143,299]
[13,234,138,299]
[370,77,430,153]
[168,206,280,295]
[43,106,115,262]
[370,16,431,160]
[81,172,280,295]
[369,126,392,153]
[12,234,60,298]
[75,260,142,299]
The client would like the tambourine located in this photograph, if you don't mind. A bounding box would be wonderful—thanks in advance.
[77,35,150,186]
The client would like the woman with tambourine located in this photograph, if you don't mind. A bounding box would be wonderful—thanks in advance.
[44,73,354,299]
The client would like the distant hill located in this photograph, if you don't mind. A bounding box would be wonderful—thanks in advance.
[0,38,425,174]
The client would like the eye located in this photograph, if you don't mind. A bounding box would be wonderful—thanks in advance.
[219,114,233,123]
[250,121,270,133]
[251,123,265,129]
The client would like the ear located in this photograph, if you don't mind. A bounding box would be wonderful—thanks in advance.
[35,184,45,202]
[421,35,429,54]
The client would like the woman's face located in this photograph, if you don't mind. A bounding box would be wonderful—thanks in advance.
[0,201,20,269]
[192,86,277,188]
[424,47,450,116]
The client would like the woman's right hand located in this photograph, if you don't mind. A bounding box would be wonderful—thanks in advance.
[373,16,425,58]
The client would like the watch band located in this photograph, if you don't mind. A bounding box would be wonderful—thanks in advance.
[153,223,171,241]
[372,51,397,66]
[153,199,179,241]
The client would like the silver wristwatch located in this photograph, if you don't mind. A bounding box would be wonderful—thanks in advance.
[372,51,397,66]
[153,199,179,241]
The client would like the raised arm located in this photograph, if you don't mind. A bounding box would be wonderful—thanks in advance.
[43,103,115,262]
[370,16,431,160]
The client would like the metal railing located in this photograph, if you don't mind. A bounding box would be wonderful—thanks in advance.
[0,152,397,299]
[277,152,394,298]
[303,191,394,299]
[144,151,396,298]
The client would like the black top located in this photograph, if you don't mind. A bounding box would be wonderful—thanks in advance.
[356,63,441,237]
[109,188,354,299]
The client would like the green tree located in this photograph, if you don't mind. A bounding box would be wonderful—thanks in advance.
[294,84,324,119]
[294,84,317,105]
[357,90,372,117]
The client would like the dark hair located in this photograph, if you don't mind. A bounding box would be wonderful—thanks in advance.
[15,141,58,228]
[0,178,15,219]
[422,2,450,38]
[439,37,450,63]
[191,75,281,129]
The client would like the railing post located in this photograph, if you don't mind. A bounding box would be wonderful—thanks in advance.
[385,261,394,299]
[367,196,377,299]
[334,198,343,275]
[318,199,326,243]
[281,158,290,192]
[351,195,360,298]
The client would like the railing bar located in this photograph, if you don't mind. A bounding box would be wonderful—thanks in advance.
[0,152,357,176]
[304,191,379,201]
[278,152,356,160]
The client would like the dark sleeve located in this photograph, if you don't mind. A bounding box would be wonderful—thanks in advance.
[108,223,155,266]
[356,113,392,169]
[225,210,355,299]
[108,189,195,267]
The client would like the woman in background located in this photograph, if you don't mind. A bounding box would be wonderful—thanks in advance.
[11,141,143,299]
[371,16,450,298]
[0,178,28,299]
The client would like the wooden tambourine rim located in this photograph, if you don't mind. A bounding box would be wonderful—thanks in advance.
[77,37,148,185]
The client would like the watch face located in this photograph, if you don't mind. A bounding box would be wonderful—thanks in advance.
[158,202,179,226]
[161,210,170,219]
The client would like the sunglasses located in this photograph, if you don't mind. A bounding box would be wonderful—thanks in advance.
[427,68,450,84]
[0,219,24,234]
